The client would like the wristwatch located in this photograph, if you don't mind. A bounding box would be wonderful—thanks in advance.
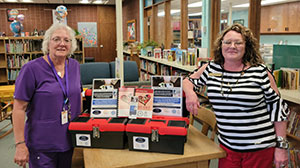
[276,136,289,149]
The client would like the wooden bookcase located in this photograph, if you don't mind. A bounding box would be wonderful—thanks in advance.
[0,36,84,85]
[139,55,197,81]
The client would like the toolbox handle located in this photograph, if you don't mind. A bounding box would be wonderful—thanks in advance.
[149,119,166,123]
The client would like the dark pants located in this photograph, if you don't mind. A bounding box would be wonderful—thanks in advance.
[29,148,74,168]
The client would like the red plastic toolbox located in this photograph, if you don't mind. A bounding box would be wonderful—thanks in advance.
[126,116,188,154]
[69,117,128,149]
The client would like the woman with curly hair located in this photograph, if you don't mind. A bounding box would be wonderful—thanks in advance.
[183,23,289,168]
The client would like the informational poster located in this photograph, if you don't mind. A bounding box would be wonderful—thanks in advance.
[77,22,97,47]
[135,88,153,118]
[90,78,120,118]
[151,76,183,117]
[118,87,135,117]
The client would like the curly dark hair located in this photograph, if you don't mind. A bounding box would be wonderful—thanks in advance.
[213,23,263,66]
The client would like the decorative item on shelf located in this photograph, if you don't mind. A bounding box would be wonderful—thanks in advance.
[33,28,39,36]
[8,9,25,37]
[55,5,68,23]
[138,40,158,57]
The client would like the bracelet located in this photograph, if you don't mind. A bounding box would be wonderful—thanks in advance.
[15,141,25,147]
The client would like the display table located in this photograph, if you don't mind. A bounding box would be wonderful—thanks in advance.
[83,125,226,168]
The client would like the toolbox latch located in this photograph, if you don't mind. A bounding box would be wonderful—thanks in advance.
[151,129,159,142]
[93,126,100,138]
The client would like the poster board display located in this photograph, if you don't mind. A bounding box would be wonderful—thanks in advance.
[151,76,183,117]
[90,78,120,118]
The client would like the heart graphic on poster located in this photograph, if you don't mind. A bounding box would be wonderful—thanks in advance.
[138,94,151,105]
[120,95,130,104]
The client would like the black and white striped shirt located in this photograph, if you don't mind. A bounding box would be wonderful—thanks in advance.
[189,62,289,152]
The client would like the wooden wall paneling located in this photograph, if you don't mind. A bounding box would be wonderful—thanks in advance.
[123,0,140,42]
[248,0,261,43]
[180,0,188,50]
[269,4,287,32]
[150,7,155,41]
[287,2,300,32]
[96,5,116,62]
[210,0,221,59]
[260,6,270,33]
[153,5,159,43]
[164,1,172,49]
[144,10,149,42]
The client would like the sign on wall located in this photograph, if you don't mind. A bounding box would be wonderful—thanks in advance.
[78,22,97,47]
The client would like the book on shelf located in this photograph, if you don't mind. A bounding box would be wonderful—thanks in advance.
[287,106,300,138]
[273,68,299,90]
[163,49,171,60]
[175,49,182,65]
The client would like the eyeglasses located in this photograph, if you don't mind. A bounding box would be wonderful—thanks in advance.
[51,37,72,44]
[222,40,245,47]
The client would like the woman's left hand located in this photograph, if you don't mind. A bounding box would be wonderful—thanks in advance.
[274,148,288,168]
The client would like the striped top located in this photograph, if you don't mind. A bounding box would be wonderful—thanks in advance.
[189,62,289,152]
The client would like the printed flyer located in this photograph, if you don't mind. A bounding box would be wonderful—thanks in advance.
[90,78,120,118]
[135,88,153,118]
[151,76,182,117]
[118,87,135,117]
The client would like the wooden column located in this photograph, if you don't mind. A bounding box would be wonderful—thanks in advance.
[210,0,221,59]
[181,0,188,50]
[164,0,172,49]
[248,0,261,43]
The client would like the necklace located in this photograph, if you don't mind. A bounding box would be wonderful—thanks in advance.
[220,64,245,101]
[57,72,62,77]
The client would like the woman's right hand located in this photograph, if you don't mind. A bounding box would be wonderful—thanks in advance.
[14,143,29,168]
[185,91,200,115]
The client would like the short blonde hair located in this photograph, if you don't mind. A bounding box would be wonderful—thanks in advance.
[42,23,77,56]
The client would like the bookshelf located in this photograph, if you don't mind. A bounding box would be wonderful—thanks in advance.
[0,36,85,84]
[139,55,197,81]
[280,89,300,167]
[188,19,202,48]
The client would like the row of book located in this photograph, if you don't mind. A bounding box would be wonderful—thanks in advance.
[288,149,300,168]
[287,108,300,137]
[5,39,43,53]
[8,69,20,81]
[273,68,299,90]
[7,55,30,68]
[150,48,208,67]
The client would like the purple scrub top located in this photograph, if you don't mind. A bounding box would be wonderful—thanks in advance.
[14,57,82,152]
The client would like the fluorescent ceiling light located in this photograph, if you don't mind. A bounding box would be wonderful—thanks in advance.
[158,9,180,17]
[188,1,202,8]
[93,0,109,4]
[188,12,202,16]
[261,0,286,5]
[233,0,287,8]
[79,0,90,4]
[4,0,18,2]
[20,0,33,2]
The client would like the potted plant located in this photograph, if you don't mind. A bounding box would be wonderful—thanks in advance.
[138,40,158,56]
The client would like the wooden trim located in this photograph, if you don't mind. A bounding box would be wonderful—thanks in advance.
[181,0,188,50]
[164,1,172,49]
[210,0,221,59]
[248,0,261,43]
[150,7,155,41]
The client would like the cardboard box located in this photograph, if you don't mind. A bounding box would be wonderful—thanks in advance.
[69,117,128,149]
[126,116,188,154]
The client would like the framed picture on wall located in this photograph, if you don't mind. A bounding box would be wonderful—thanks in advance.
[127,20,136,42]
[233,19,244,26]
